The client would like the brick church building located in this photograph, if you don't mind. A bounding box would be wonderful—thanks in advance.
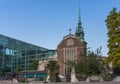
[57,12,87,75]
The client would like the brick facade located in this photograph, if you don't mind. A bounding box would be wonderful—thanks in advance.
[57,34,86,75]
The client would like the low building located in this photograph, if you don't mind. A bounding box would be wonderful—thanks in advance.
[0,34,56,77]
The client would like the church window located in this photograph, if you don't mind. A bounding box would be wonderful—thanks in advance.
[63,47,77,61]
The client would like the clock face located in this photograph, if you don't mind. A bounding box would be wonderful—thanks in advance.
[67,39,74,46]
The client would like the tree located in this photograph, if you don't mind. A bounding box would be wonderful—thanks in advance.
[105,8,120,74]
[29,60,39,70]
[16,64,23,71]
[63,49,104,81]
[63,60,76,82]
[87,52,103,75]
[75,51,103,76]
[46,60,59,82]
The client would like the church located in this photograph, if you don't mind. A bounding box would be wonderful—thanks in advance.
[57,10,87,75]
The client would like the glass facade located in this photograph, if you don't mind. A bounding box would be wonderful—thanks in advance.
[0,34,56,76]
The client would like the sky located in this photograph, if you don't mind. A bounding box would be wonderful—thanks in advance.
[0,0,120,56]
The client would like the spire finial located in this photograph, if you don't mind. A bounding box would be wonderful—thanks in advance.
[78,4,81,24]
[69,28,72,34]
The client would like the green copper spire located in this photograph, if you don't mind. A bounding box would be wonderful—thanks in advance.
[78,5,81,24]
[75,6,84,42]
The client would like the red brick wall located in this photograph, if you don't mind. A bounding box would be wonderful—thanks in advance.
[57,36,86,75]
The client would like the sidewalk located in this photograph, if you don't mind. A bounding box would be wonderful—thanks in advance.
[0,80,120,84]
[0,80,43,84]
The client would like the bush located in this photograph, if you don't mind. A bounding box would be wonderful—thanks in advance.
[19,78,27,82]
[34,77,44,81]
[101,74,112,81]
[76,74,88,81]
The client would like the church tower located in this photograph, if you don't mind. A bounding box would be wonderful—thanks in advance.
[75,8,85,42]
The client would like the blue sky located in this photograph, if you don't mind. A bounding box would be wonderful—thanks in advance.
[0,0,120,56]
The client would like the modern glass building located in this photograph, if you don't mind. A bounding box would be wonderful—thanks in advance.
[0,34,56,77]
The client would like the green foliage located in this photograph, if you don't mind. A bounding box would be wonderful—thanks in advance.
[64,50,104,81]
[105,8,120,69]
[101,74,112,81]
[19,78,27,83]
[34,76,44,81]
[47,60,59,82]
[16,64,23,71]
[63,60,74,82]
[1,66,11,76]
[29,60,39,70]
[4,67,11,73]
[76,53,102,76]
